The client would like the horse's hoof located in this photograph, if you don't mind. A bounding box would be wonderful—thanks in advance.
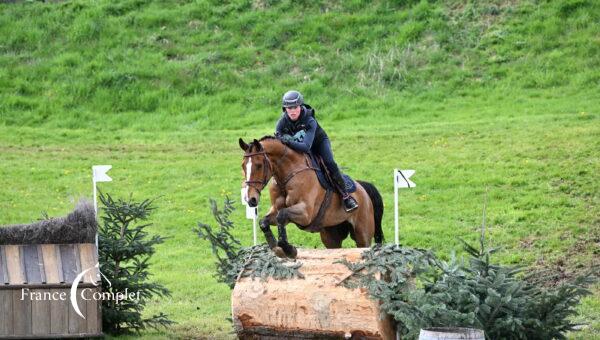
[279,242,298,259]
[273,246,286,258]
[267,239,278,249]
[286,246,298,259]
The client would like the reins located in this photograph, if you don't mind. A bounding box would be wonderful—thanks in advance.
[280,154,318,187]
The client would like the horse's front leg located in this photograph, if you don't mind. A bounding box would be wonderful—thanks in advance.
[262,183,286,251]
[273,202,311,259]
[260,207,278,249]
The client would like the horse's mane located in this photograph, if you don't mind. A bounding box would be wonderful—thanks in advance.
[259,135,278,142]
[246,135,280,152]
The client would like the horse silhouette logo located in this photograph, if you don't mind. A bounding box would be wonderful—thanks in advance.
[70,263,110,319]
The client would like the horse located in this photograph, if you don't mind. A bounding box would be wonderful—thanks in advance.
[239,136,384,258]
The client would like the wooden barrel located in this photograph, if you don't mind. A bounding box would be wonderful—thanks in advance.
[231,248,396,339]
[419,327,485,340]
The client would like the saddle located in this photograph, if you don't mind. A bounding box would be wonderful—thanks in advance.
[307,152,357,194]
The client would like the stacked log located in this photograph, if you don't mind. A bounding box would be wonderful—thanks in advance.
[231,248,395,339]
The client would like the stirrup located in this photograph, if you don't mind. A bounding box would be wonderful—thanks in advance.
[343,196,359,212]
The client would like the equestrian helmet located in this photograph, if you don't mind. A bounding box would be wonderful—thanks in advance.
[282,90,304,108]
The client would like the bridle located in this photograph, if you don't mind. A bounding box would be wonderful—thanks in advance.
[243,150,274,195]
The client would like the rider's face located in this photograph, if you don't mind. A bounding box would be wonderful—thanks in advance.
[285,106,301,121]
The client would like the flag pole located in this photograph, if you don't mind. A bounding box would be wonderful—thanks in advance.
[394,169,399,245]
[253,208,257,246]
[394,169,416,247]
[92,165,112,265]
[93,176,98,248]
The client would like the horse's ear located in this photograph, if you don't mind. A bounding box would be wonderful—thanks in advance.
[239,138,249,151]
[253,139,263,151]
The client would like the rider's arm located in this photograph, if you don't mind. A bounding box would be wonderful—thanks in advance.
[284,118,316,153]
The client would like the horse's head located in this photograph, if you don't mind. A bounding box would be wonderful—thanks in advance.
[239,138,273,207]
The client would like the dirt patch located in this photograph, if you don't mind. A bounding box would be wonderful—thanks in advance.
[519,236,537,249]
[520,225,599,288]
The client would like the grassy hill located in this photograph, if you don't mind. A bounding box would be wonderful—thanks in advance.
[2,0,599,129]
[0,0,598,338]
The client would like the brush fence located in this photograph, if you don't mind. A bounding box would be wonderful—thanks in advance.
[0,243,102,338]
[232,248,395,339]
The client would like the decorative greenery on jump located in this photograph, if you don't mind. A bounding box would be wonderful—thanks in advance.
[195,197,303,289]
[198,197,596,339]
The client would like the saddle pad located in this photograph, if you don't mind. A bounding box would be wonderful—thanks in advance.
[308,152,357,193]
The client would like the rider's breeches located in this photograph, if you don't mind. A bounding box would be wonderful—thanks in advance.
[314,138,349,197]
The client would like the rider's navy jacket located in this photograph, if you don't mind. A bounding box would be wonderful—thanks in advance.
[275,104,328,153]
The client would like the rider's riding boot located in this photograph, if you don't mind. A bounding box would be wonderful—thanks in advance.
[331,169,359,212]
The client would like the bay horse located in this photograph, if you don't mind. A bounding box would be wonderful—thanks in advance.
[239,136,383,258]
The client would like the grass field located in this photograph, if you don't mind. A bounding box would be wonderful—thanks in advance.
[1,0,599,338]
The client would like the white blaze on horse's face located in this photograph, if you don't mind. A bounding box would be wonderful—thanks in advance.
[244,157,252,202]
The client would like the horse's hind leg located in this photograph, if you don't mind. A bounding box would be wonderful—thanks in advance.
[320,223,349,249]
[354,231,371,247]
[352,215,374,248]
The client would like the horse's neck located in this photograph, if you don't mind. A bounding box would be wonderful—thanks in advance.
[263,141,307,181]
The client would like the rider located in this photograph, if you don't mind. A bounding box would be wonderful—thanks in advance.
[275,90,359,213]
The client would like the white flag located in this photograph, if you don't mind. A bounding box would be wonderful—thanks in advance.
[92,165,112,182]
[395,169,416,188]
[246,206,257,219]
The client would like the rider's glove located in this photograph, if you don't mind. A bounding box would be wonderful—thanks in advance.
[280,134,294,144]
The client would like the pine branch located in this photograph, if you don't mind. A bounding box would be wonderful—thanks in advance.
[339,236,596,339]
[194,197,303,289]
[99,192,174,335]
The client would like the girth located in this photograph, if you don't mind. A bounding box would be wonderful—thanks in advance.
[298,189,334,233]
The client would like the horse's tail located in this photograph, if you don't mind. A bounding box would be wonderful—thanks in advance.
[357,180,384,245]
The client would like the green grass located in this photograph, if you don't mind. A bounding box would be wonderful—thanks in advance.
[1,103,598,338]
[1,0,599,338]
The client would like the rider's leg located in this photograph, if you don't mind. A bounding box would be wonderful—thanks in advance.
[316,138,358,212]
